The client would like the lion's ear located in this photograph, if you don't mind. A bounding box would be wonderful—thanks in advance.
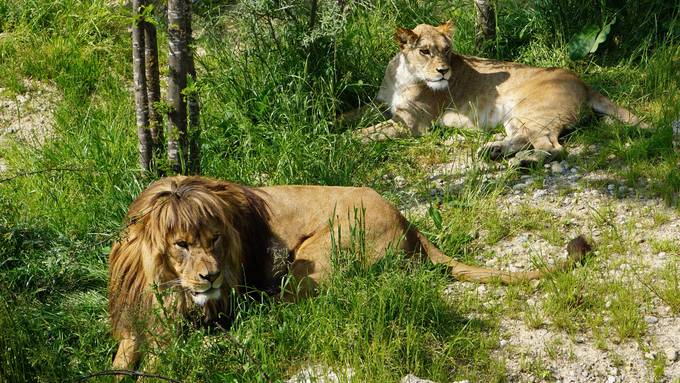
[395,27,418,48]
[436,20,455,37]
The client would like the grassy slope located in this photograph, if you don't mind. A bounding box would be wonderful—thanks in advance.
[0,0,678,381]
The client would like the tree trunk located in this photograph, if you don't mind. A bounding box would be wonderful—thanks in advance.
[143,2,163,162]
[474,0,496,51]
[185,0,201,175]
[132,0,152,172]
[167,0,189,174]
[309,0,318,29]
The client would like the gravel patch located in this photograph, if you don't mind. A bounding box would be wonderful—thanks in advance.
[397,145,680,382]
[0,80,59,173]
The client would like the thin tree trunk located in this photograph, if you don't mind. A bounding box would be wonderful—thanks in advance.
[143,1,163,162]
[185,0,201,175]
[167,0,189,174]
[474,0,496,51]
[132,0,152,171]
[309,0,318,29]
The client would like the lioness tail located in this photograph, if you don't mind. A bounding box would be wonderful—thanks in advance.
[587,88,649,128]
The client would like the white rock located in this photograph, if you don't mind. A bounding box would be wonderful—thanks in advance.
[644,315,658,324]
[400,374,439,383]
[606,375,616,383]
[666,348,678,362]
[286,365,354,383]
[394,176,406,188]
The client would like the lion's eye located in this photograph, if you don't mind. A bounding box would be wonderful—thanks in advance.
[419,49,430,56]
[211,235,221,247]
[175,240,189,249]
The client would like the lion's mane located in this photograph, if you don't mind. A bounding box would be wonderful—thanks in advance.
[108,176,276,339]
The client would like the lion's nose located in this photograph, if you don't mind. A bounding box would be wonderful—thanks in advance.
[199,271,221,283]
[436,67,449,75]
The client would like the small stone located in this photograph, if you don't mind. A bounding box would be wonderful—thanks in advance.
[532,189,547,199]
[607,184,616,191]
[658,252,667,258]
[512,182,528,191]
[394,176,406,188]
[570,167,578,173]
[645,351,657,360]
[644,315,658,324]
[666,348,678,362]
[574,335,585,343]
[499,339,508,347]
[400,374,438,383]
[476,285,487,295]
[606,375,616,383]
[550,161,563,173]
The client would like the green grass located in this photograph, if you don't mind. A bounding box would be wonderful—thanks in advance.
[0,0,679,381]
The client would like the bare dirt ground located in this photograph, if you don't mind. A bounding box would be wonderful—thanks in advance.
[0,80,59,173]
[410,137,680,383]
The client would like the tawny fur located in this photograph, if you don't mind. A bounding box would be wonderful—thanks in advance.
[109,176,590,370]
[356,22,647,162]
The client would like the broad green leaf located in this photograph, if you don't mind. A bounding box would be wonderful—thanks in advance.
[568,16,617,60]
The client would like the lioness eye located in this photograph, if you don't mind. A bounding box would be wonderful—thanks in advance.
[175,240,188,249]
[420,49,430,56]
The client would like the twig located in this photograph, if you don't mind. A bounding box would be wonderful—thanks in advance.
[77,369,182,382]
[0,167,91,184]
[215,323,272,383]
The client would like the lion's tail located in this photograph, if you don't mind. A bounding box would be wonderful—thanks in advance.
[416,232,591,284]
[587,87,649,129]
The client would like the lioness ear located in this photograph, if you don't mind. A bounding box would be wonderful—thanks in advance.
[395,27,418,48]
[437,20,454,37]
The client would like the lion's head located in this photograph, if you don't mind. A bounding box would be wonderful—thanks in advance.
[395,22,454,91]
[108,176,274,338]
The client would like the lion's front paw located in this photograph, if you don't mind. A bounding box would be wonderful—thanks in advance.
[478,141,506,161]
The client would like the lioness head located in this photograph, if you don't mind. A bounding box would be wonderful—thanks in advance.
[130,177,244,307]
[395,22,454,91]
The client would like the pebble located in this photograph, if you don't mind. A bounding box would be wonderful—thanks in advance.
[666,348,678,362]
[532,189,547,199]
[644,315,658,324]
[500,339,508,347]
[394,176,406,188]
[606,375,616,383]
[400,374,439,383]
[550,161,564,173]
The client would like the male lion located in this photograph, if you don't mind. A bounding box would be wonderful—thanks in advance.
[109,176,590,370]
[356,22,647,163]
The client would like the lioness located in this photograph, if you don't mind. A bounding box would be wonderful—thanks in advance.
[109,176,591,370]
[356,22,647,163]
